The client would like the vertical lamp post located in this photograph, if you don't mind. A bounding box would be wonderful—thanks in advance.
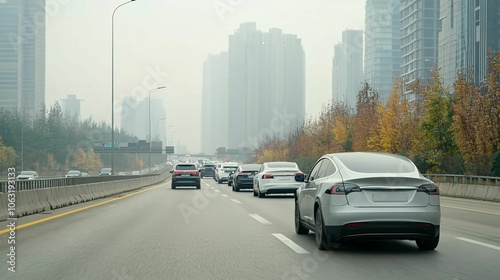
[149,86,166,173]
[112,0,136,173]
[156,117,167,142]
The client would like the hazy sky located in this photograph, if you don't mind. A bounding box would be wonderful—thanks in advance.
[46,0,365,153]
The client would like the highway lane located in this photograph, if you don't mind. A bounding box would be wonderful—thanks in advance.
[0,178,498,280]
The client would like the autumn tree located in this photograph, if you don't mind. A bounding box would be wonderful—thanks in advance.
[412,71,458,173]
[0,137,16,171]
[352,82,381,151]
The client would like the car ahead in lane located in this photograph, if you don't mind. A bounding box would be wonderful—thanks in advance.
[199,163,216,178]
[170,163,201,189]
[230,164,262,192]
[214,162,238,184]
[294,152,441,251]
[253,162,304,198]
[132,171,141,175]
[99,168,113,176]
[65,170,82,177]
[16,171,39,180]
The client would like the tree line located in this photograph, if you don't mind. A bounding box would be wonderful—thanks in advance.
[255,51,500,176]
[0,102,143,175]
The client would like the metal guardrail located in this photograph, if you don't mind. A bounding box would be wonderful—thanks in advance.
[424,174,500,186]
[0,174,159,193]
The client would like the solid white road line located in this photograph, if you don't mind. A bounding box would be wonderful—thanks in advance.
[456,237,500,251]
[272,234,309,254]
[249,214,272,225]
[231,199,242,204]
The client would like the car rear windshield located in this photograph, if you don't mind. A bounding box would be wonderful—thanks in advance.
[241,164,261,171]
[176,165,197,170]
[335,153,416,173]
[266,162,297,169]
[223,167,237,171]
[203,164,215,168]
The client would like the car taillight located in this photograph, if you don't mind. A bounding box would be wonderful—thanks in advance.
[325,183,361,195]
[202,168,205,171]
[262,174,274,179]
[191,171,199,176]
[417,184,439,195]
[173,171,181,176]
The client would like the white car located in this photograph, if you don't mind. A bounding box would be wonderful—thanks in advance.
[214,162,238,184]
[17,171,39,180]
[253,162,303,198]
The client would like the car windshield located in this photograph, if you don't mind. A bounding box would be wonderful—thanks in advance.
[176,165,196,170]
[19,171,36,175]
[335,153,416,173]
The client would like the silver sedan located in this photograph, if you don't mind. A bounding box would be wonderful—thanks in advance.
[253,161,304,198]
[294,152,440,250]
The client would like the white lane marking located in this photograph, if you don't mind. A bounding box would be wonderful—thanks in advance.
[222,194,228,198]
[272,233,309,254]
[249,214,272,225]
[456,237,500,251]
[231,199,242,204]
[214,190,220,193]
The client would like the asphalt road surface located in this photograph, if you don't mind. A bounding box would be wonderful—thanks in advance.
[1,177,499,280]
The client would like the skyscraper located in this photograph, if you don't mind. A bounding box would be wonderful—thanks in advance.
[61,94,82,120]
[400,0,441,98]
[0,0,46,115]
[438,0,500,90]
[120,97,165,141]
[227,23,305,149]
[364,0,401,102]
[332,30,363,110]
[201,52,228,154]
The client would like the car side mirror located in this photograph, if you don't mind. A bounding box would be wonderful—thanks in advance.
[170,170,174,174]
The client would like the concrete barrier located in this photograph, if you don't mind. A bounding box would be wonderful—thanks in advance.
[0,193,8,221]
[0,173,170,221]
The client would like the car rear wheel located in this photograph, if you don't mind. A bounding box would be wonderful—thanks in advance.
[196,184,201,189]
[257,186,265,198]
[228,180,232,186]
[295,201,309,235]
[253,188,258,196]
[171,184,176,190]
[416,235,439,250]
[315,208,329,250]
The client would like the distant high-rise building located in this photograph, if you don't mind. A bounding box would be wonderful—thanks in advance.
[400,0,441,99]
[61,94,82,120]
[201,52,228,154]
[438,0,500,90]
[332,30,363,109]
[0,0,46,115]
[227,23,305,149]
[364,0,401,102]
[121,97,166,142]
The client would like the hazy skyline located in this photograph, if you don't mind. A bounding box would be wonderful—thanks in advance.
[45,0,365,153]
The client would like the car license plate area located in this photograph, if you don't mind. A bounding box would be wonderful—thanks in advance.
[181,174,190,177]
[277,176,291,181]
[372,192,408,202]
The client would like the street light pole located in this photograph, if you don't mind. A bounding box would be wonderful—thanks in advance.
[112,0,136,173]
[156,117,167,141]
[149,86,166,173]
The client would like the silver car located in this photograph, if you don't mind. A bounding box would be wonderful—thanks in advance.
[253,161,304,198]
[294,152,440,250]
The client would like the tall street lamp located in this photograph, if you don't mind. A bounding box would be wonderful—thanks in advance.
[149,86,166,173]
[112,0,137,173]
[156,117,167,141]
